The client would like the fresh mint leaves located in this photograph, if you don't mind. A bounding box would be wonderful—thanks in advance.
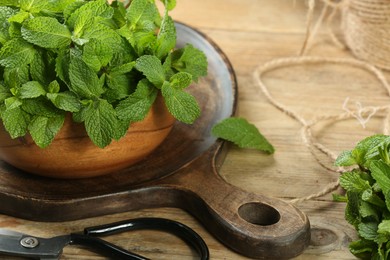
[0,0,209,148]
[0,38,35,68]
[21,16,72,49]
[116,79,157,123]
[212,117,275,153]
[28,115,65,148]
[83,99,118,148]
[0,0,274,155]
[161,80,200,124]
[335,135,390,259]
[135,55,166,87]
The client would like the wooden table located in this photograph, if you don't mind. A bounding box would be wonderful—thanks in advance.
[2,0,388,259]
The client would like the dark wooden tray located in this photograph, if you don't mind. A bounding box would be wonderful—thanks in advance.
[0,22,310,259]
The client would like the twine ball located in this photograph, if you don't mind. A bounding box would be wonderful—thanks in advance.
[342,0,390,70]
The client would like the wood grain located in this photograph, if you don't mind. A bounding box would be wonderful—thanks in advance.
[0,0,386,259]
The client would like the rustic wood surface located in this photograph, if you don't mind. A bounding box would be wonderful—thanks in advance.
[1,0,388,259]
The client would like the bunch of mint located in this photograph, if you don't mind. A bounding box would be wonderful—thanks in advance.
[335,135,390,259]
[0,0,207,148]
[0,0,274,155]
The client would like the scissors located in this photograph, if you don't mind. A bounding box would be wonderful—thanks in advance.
[0,217,209,260]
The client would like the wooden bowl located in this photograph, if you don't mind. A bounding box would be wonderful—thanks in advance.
[0,94,175,178]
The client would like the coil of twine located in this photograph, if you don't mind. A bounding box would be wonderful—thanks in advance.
[254,0,390,203]
[342,0,390,70]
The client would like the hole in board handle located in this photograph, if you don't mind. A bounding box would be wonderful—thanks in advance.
[238,202,281,226]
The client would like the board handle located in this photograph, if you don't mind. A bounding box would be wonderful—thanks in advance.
[155,145,311,259]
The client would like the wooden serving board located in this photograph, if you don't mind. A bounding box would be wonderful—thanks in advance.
[0,23,310,259]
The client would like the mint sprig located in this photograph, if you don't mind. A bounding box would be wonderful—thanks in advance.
[28,115,65,148]
[21,16,72,49]
[83,99,118,148]
[335,135,390,259]
[212,117,275,153]
[0,0,210,148]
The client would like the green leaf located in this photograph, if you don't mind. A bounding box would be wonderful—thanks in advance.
[55,49,71,85]
[116,79,157,123]
[163,52,174,78]
[345,191,362,228]
[110,0,127,28]
[109,35,135,66]
[72,100,90,123]
[358,222,378,241]
[211,117,275,153]
[30,50,56,85]
[169,72,192,89]
[67,0,114,29]
[383,191,390,213]
[0,6,17,44]
[171,44,208,82]
[0,84,11,102]
[335,150,356,166]
[340,170,372,193]
[4,73,19,91]
[362,188,386,208]
[20,0,48,13]
[47,92,81,112]
[8,22,22,39]
[159,0,176,10]
[82,21,123,52]
[110,61,135,75]
[0,0,19,7]
[332,193,348,202]
[359,200,379,222]
[72,9,94,38]
[378,220,390,236]
[112,119,130,141]
[4,97,22,110]
[0,38,35,68]
[28,115,65,148]
[82,38,113,72]
[154,14,175,59]
[1,106,31,138]
[45,0,79,13]
[370,160,390,194]
[83,99,118,148]
[21,98,62,117]
[378,139,390,164]
[105,73,132,101]
[127,0,160,30]
[19,81,46,99]
[8,10,29,24]
[161,81,200,124]
[21,17,72,49]
[119,28,155,56]
[135,55,165,87]
[69,56,104,98]
[64,1,86,21]
[352,135,388,167]
[349,239,376,259]
[48,80,60,94]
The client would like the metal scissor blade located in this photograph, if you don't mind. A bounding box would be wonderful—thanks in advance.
[0,231,70,260]
[0,228,25,238]
[0,229,27,257]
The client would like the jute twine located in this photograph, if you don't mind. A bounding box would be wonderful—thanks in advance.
[253,0,390,203]
[344,0,390,70]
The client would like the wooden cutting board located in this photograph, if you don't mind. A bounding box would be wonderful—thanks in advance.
[0,22,310,259]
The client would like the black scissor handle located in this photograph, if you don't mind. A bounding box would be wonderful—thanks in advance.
[72,217,209,260]
[70,233,147,260]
